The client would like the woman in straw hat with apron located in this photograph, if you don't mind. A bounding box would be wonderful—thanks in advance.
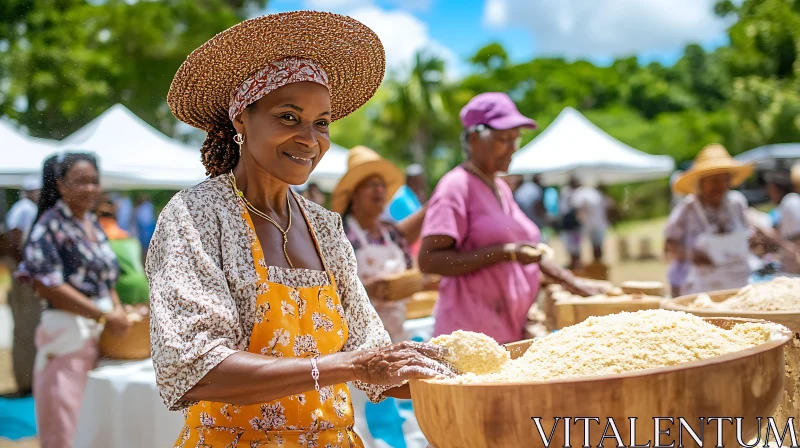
[332,145,430,448]
[665,144,754,296]
[148,11,453,447]
[331,145,427,343]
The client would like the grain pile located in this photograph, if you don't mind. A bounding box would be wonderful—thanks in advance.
[430,330,510,375]
[434,310,780,385]
[690,277,800,312]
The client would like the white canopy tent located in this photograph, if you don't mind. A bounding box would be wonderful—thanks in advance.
[0,120,59,188]
[507,107,675,185]
[734,143,800,171]
[1,103,351,191]
[59,104,208,190]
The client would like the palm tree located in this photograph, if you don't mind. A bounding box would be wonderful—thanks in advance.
[377,50,458,170]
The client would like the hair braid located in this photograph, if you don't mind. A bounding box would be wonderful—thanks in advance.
[201,119,240,177]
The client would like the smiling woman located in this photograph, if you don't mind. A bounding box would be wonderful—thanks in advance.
[146,10,454,448]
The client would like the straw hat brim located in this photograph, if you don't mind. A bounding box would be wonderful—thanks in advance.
[167,11,386,131]
[673,161,753,196]
[331,160,404,215]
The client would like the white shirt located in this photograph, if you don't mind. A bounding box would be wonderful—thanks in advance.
[5,197,38,242]
[778,193,800,240]
[571,186,608,231]
[728,189,749,209]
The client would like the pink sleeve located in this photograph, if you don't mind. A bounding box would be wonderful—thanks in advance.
[421,175,469,246]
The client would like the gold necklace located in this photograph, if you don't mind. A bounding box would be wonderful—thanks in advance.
[229,172,294,268]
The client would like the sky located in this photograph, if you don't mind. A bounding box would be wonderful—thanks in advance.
[264,0,737,78]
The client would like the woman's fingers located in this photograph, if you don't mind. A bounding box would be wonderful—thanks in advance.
[395,356,456,380]
[396,365,446,380]
[412,354,455,377]
[401,341,450,361]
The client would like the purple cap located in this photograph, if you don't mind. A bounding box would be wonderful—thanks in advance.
[459,92,537,131]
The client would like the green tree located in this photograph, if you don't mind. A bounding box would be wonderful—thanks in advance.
[717,0,800,79]
[730,76,800,150]
[375,50,459,173]
[0,0,267,139]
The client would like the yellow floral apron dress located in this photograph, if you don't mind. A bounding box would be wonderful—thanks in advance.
[174,203,364,448]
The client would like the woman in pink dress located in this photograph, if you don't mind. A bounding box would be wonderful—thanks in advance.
[418,93,599,344]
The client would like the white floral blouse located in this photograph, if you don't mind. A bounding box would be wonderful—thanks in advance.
[145,175,394,411]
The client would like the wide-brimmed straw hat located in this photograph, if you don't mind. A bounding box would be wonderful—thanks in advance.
[331,146,403,215]
[673,144,753,196]
[167,11,386,131]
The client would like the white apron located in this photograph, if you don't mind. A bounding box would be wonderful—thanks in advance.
[347,217,428,448]
[683,199,751,295]
[34,296,113,373]
[348,216,408,342]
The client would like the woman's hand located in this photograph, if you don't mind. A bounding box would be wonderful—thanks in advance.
[353,341,455,386]
[514,243,543,265]
[104,307,132,336]
[561,278,604,297]
[538,258,604,297]
[505,242,545,265]
[664,239,685,261]
[692,250,714,266]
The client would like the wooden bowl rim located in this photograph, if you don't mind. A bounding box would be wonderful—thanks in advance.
[554,294,664,305]
[418,317,792,388]
[663,288,800,317]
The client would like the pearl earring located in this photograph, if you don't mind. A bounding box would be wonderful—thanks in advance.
[233,133,244,157]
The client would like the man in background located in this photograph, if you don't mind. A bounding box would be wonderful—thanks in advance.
[572,181,610,263]
[514,174,547,234]
[405,164,428,205]
[114,192,135,233]
[3,175,42,396]
[134,193,156,259]
[559,176,583,269]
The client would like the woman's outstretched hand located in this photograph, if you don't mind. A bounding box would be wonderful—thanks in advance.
[353,341,455,385]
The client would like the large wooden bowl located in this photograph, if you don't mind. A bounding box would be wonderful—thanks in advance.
[410,318,792,448]
[661,290,800,331]
[663,290,800,428]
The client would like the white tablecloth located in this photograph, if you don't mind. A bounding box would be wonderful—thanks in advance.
[74,359,184,448]
[72,317,436,448]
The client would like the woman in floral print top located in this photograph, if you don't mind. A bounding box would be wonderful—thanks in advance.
[16,153,132,448]
[147,12,453,447]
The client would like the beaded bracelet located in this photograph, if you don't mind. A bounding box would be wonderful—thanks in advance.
[310,356,320,392]
[504,243,518,263]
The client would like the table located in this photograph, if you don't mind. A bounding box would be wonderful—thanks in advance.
[74,359,184,448]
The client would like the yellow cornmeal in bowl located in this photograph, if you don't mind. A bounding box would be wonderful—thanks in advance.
[430,330,510,375]
[433,309,780,385]
[691,277,800,312]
